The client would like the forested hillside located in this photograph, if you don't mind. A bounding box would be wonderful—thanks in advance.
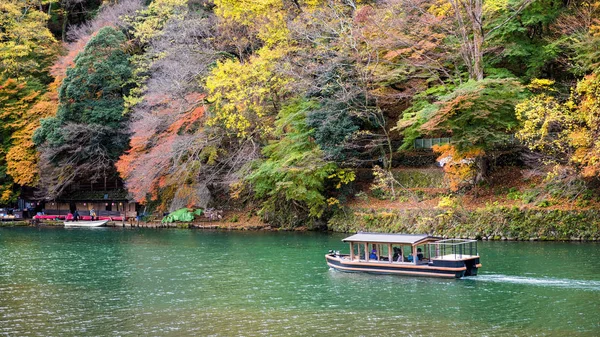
[2,0,600,229]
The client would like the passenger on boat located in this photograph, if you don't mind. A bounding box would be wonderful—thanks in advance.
[393,247,401,262]
[369,249,378,260]
[417,248,424,260]
[90,208,96,221]
[73,210,80,221]
[407,253,414,262]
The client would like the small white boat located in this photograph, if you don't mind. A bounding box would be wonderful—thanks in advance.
[64,220,109,228]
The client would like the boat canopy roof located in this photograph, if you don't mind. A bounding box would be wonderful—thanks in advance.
[342,233,433,245]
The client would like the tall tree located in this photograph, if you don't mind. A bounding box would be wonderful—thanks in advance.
[0,0,59,203]
[117,8,227,211]
[517,73,600,179]
[444,0,533,80]
[247,99,355,226]
[33,26,132,199]
[0,0,58,81]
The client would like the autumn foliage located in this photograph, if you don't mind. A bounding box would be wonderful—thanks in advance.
[3,0,600,228]
[432,144,485,192]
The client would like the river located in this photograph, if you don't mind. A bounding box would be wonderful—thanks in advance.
[0,227,598,336]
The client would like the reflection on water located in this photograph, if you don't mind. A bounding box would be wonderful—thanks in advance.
[0,228,598,336]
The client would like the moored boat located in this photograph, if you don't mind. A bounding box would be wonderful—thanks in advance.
[326,233,481,278]
[64,220,109,228]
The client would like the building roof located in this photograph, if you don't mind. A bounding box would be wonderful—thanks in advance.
[342,233,433,245]
[54,189,130,201]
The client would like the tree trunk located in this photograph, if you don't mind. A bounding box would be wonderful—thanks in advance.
[471,0,484,81]
[474,155,487,185]
[61,12,68,42]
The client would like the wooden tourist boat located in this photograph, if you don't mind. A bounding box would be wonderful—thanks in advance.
[64,220,109,228]
[326,233,481,278]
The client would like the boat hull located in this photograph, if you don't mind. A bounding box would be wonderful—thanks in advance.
[326,254,480,279]
[64,220,109,228]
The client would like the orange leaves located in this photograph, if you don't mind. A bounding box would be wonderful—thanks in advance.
[433,143,484,191]
[116,91,208,204]
[6,146,38,186]
[420,90,478,133]
[5,75,60,186]
[166,97,206,134]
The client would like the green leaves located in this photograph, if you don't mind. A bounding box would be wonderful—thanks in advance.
[248,99,354,221]
[398,78,526,153]
[32,26,132,199]
[55,27,131,129]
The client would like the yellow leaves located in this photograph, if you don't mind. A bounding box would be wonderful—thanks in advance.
[528,78,555,92]
[132,0,187,44]
[213,0,329,47]
[2,74,59,187]
[515,92,569,155]
[436,195,459,209]
[0,0,58,78]
[229,180,245,200]
[328,169,356,189]
[1,189,13,203]
[517,73,600,178]
[6,146,38,186]
[205,46,290,138]
[427,1,452,17]
[200,146,219,165]
[568,128,591,148]
[258,12,290,47]
[327,197,340,206]
[591,24,600,37]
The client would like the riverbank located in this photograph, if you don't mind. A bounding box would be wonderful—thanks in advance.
[0,221,29,227]
[328,206,600,241]
[11,206,600,242]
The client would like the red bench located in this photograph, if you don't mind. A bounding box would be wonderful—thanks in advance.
[33,215,66,220]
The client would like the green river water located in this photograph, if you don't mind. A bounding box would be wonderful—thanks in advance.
[0,227,598,336]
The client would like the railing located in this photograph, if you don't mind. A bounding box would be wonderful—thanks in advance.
[414,135,518,149]
[428,239,478,260]
[414,138,451,149]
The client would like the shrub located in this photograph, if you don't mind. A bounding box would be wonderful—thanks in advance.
[536,199,552,208]
[355,191,369,201]
[437,195,459,209]
[521,190,539,204]
[506,187,522,200]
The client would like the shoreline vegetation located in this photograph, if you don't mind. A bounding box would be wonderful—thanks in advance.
[5,206,599,242]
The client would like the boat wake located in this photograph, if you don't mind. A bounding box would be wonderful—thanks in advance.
[465,274,600,291]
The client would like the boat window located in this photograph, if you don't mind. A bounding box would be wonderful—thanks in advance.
[353,243,367,261]
[415,244,429,262]
[369,244,378,260]
[379,244,390,261]
[391,245,403,262]
[403,246,414,262]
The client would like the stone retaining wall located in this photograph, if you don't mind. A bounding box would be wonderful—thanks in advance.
[328,206,600,241]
